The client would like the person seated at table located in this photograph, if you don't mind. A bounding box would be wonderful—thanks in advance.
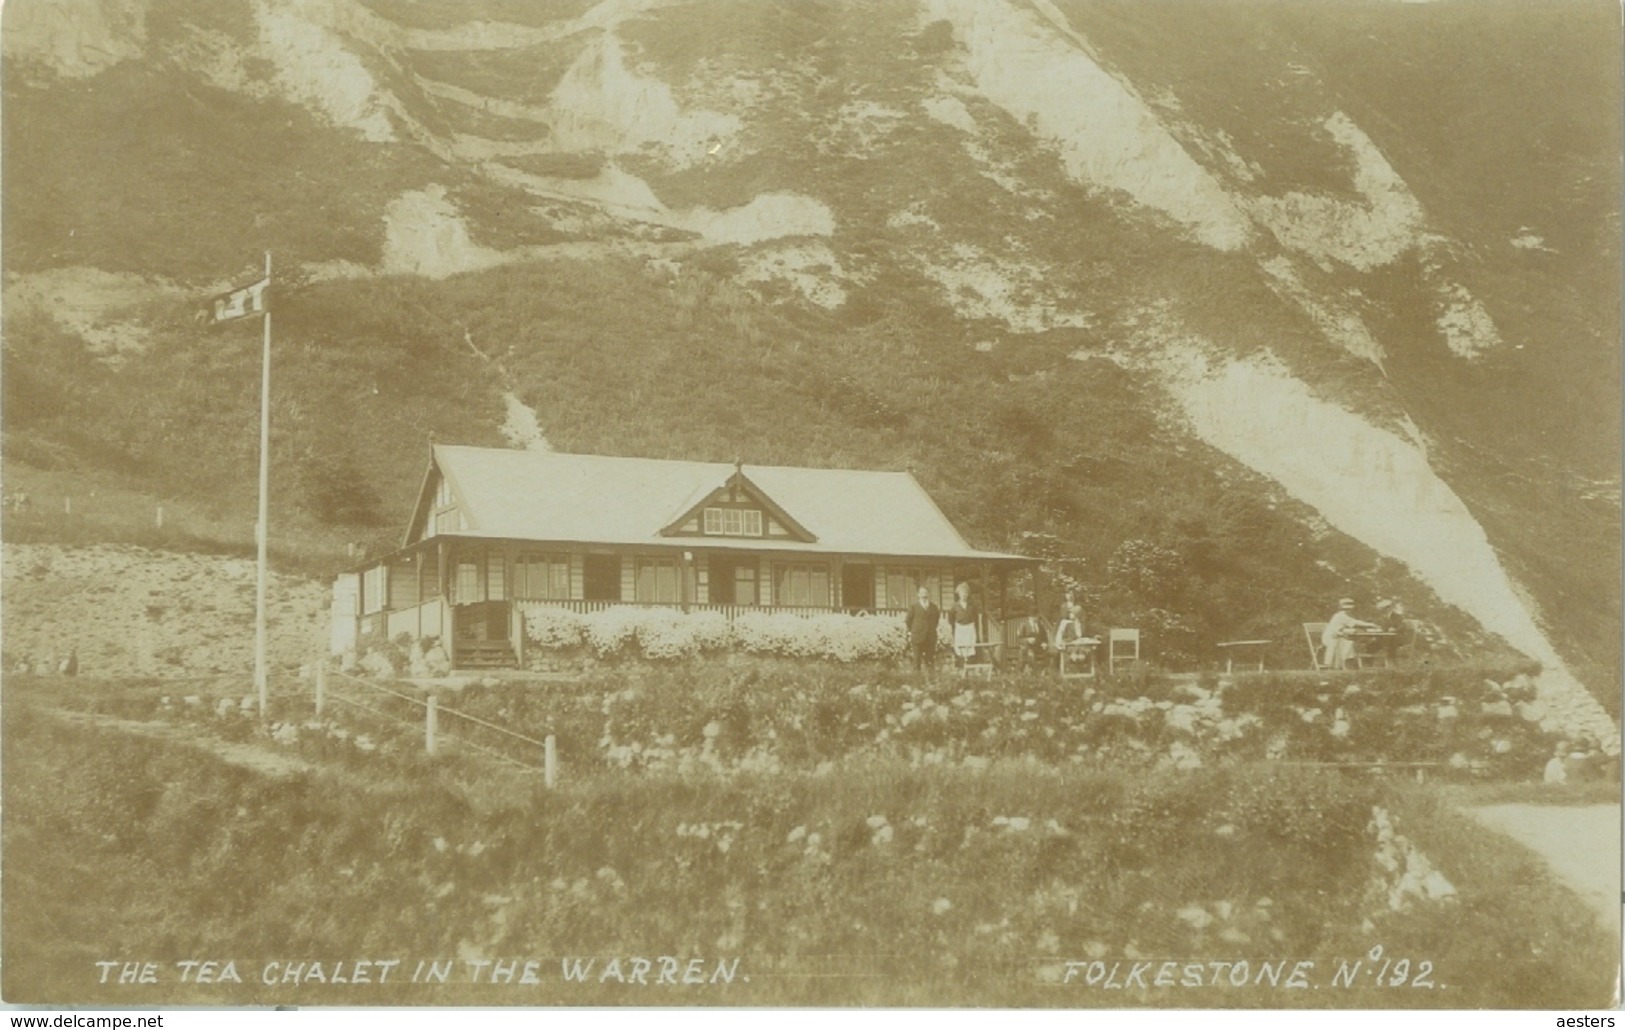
[1055,603,1091,648]
[1054,603,1097,673]
[1322,597,1379,670]
[1014,615,1050,671]
[1374,598,1408,662]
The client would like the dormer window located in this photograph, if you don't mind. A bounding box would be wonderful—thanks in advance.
[704,507,762,536]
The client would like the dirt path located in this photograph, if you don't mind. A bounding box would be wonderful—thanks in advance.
[1468,803,1621,936]
[45,708,315,779]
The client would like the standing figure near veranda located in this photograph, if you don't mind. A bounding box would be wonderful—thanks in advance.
[905,586,940,676]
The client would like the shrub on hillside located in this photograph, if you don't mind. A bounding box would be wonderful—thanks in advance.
[1108,538,1186,606]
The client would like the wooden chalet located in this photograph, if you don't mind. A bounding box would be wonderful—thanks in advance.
[331,445,1031,668]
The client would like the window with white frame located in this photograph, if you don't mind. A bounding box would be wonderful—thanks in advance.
[703,507,763,537]
[454,560,480,604]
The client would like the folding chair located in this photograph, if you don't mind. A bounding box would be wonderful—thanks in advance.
[1107,628,1140,675]
[959,642,998,678]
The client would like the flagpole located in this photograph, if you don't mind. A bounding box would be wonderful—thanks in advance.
[255,251,271,718]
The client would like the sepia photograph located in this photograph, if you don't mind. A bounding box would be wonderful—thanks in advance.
[1,0,1620,1014]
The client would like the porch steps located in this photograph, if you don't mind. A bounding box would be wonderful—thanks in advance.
[454,640,518,670]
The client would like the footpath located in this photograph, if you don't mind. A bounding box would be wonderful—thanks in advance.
[1467,803,1621,939]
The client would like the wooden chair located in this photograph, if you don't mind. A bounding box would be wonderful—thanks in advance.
[1107,628,1140,675]
[958,642,999,678]
[1303,622,1328,670]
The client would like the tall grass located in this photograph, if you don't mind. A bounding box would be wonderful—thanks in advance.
[4,694,1613,1008]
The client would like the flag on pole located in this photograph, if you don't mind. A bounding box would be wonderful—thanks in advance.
[209,276,269,323]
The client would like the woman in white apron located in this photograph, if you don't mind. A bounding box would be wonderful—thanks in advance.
[947,581,981,667]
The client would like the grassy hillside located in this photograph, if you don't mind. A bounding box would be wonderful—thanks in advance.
[4,677,1616,1007]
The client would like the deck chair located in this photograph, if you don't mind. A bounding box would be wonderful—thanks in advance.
[1107,628,1140,675]
[1303,622,1328,670]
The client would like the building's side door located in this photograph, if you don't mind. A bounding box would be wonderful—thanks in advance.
[583,553,620,602]
[842,563,875,613]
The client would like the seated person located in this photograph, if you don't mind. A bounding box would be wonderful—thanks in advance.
[1321,598,1379,670]
[1374,598,1408,662]
[1055,603,1092,650]
[1014,615,1049,671]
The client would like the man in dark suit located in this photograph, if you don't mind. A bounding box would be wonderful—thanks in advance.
[904,586,940,677]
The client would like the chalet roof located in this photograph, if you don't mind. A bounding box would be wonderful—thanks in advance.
[423,445,1024,563]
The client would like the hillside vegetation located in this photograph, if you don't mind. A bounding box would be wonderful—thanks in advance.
[5,675,1617,1007]
[1,0,1618,699]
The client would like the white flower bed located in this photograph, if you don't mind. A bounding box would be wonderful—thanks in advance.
[525,606,908,662]
[525,606,585,650]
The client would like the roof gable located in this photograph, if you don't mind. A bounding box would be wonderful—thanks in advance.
[657,467,816,543]
[403,455,477,546]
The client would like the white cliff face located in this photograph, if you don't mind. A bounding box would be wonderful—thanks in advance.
[381,187,507,279]
[673,193,836,247]
[547,34,741,170]
[1247,112,1426,273]
[1432,278,1504,359]
[501,393,552,451]
[925,0,1252,251]
[919,243,1092,333]
[2,0,147,78]
[1159,347,1615,747]
[254,0,397,143]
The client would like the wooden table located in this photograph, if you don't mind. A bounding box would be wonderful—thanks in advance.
[1348,630,1396,669]
[1216,639,1270,673]
[1059,638,1100,679]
